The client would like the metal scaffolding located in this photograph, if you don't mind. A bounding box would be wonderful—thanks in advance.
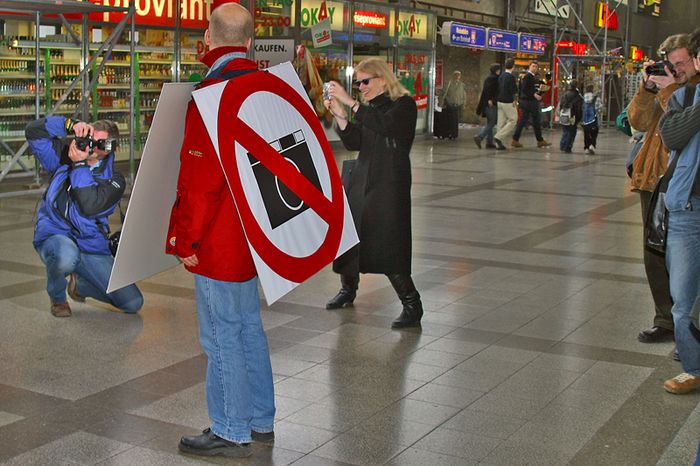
[509,0,632,126]
[0,0,135,195]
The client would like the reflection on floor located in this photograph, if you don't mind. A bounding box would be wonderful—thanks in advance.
[0,128,698,465]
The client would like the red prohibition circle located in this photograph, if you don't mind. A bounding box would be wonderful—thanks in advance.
[214,70,345,283]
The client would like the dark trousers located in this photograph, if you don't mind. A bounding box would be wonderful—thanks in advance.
[446,105,460,139]
[513,99,543,142]
[559,125,577,152]
[583,122,599,149]
[477,105,498,143]
[640,190,674,330]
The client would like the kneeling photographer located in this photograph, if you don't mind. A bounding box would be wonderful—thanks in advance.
[26,116,143,317]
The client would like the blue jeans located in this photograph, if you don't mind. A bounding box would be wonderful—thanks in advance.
[35,234,143,313]
[560,125,577,152]
[666,198,700,377]
[513,99,543,142]
[194,274,275,443]
[477,105,498,143]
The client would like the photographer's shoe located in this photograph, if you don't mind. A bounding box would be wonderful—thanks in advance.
[50,301,72,318]
[178,428,251,458]
[252,429,275,445]
[67,274,85,303]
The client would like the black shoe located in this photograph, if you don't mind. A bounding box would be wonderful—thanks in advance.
[326,289,356,309]
[473,135,483,148]
[391,308,423,328]
[485,142,497,149]
[494,138,506,150]
[673,348,681,362]
[178,428,251,458]
[252,430,275,445]
[637,326,674,343]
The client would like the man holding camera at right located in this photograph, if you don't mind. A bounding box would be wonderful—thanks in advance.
[26,116,143,317]
[628,33,699,345]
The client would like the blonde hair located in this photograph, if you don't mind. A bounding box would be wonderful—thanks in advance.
[354,58,410,101]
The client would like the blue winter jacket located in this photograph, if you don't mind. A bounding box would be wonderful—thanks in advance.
[664,85,700,212]
[26,116,125,254]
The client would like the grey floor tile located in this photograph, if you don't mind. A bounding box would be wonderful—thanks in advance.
[412,427,501,461]
[310,429,409,465]
[272,420,338,454]
[386,447,477,466]
[442,408,526,439]
[406,382,484,408]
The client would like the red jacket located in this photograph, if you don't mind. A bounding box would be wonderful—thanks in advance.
[166,47,258,282]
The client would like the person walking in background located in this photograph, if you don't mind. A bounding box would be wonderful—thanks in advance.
[581,84,602,154]
[511,61,551,149]
[166,2,275,458]
[323,58,424,329]
[558,80,583,153]
[442,70,466,140]
[494,58,518,150]
[628,33,700,346]
[474,63,501,149]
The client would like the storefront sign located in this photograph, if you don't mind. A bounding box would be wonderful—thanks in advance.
[519,33,547,54]
[595,1,619,29]
[299,0,344,30]
[88,0,214,29]
[391,12,428,40]
[255,0,294,31]
[487,29,518,52]
[435,59,443,89]
[629,45,644,61]
[311,18,333,48]
[354,10,388,29]
[254,39,295,69]
[441,22,486,49]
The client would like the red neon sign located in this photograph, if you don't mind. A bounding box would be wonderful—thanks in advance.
[556,40,588,55]
[354,10,388,29]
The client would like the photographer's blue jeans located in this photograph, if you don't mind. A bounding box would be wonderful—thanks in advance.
[194,274,275,443]
[666,199,700,377]
[477,105,498,143]
[35,234,143,313]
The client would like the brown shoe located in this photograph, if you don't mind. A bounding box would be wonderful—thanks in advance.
[67,273,85,303]
[51,301,72,318]
[537,139,552,148]
[510,139,523,148]
[664,373,700,394]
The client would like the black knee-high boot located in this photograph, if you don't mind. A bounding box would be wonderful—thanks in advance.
[326,274,359,310]
[387,274,423,328]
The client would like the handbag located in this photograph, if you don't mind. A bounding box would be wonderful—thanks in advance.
[644,83,697,253]
[645,174,672,253]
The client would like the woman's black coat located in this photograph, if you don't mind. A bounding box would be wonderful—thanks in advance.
[333,93,417,276]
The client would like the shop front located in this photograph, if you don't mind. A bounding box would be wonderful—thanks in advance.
[254,0,436,135]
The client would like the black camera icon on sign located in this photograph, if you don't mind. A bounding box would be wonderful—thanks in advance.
[248,130,322,229]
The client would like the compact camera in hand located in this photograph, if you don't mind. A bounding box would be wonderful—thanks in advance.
[323,82,332,100]
[645,61,675,76]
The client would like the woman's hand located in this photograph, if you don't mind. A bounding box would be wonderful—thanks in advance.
[326,81,354,107]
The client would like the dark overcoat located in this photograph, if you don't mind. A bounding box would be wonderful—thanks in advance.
[333,93,417,276]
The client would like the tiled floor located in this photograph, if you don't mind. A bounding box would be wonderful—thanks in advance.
[1,127,699,465]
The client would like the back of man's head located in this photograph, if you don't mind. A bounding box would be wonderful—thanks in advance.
[658,33,689,57]
[207,3,254,49]
[505,58,515,70]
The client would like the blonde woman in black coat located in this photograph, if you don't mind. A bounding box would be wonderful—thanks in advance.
[323,58,423,328]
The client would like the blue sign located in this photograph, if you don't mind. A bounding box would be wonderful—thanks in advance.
[446,22,486,48]
[487,29,518,52]
[519,33,547,54]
